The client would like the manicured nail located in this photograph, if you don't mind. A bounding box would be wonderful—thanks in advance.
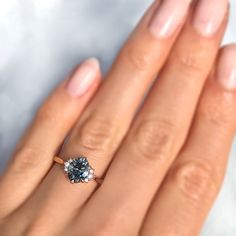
[66,58,99,97]
[192,0,228,37]
[149,0,191,39]
[216,45,236,90]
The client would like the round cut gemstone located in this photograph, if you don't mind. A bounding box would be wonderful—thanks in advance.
[64,157,95,183]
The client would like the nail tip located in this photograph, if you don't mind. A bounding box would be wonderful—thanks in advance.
[148,0,190,39]
[84,57,100,68]
[66,58,99,97]
[192,0,228,37]
[216,44,236,91]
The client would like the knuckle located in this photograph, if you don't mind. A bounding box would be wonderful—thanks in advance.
[132,119,175,162]
[124,46,153,72]
[77,114,116,154]
[35,102,58,124]
[171,160,217,202]
[172,48,208,78]
[198,97,233,128]
[12,146,46,172]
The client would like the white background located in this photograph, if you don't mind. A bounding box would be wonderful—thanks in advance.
[0,0,235,235]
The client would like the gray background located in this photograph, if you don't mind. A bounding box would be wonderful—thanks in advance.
[0,0,235,235]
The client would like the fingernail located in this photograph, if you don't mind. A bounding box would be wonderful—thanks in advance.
[216,45,236,90]
[192,0,228,37]
[149,0,191,39]
[66,58,99,97]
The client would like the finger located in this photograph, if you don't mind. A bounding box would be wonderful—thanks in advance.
[141,44,236,236]
[23,1,192,234]
[0,58,101,218]
[73,1,229,235]
[59,0,190,179]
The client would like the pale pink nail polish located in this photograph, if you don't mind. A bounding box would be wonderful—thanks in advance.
[66,58,99,97]
[216,45,236,90]
[193,0,228,37]
[149,0,191,39]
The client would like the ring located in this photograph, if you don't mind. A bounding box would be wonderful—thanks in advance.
[53,156,103,184]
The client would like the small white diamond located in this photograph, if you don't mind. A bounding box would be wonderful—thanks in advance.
[88,174,94,180]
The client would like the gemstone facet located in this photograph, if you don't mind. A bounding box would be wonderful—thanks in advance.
[64,157,95,184]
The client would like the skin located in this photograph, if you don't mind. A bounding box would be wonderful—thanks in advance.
[0,1,235,236]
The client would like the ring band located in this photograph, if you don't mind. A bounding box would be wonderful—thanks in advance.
[54,156,103,185]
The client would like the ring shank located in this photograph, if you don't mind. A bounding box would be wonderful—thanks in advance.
[53,156,64,165]
[94,177,103,185]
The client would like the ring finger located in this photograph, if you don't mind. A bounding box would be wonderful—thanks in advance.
[0,58,101,219]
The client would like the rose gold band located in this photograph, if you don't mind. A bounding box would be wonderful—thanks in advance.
[53,156,65,165]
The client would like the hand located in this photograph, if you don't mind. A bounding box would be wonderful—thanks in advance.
[1,0,235,235]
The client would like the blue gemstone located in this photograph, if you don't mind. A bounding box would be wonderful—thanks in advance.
[64,157,94,183]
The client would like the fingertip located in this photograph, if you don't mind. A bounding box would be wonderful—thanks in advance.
[215,43,236,91]
[66,57,101,97]
[85,57,100,71]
